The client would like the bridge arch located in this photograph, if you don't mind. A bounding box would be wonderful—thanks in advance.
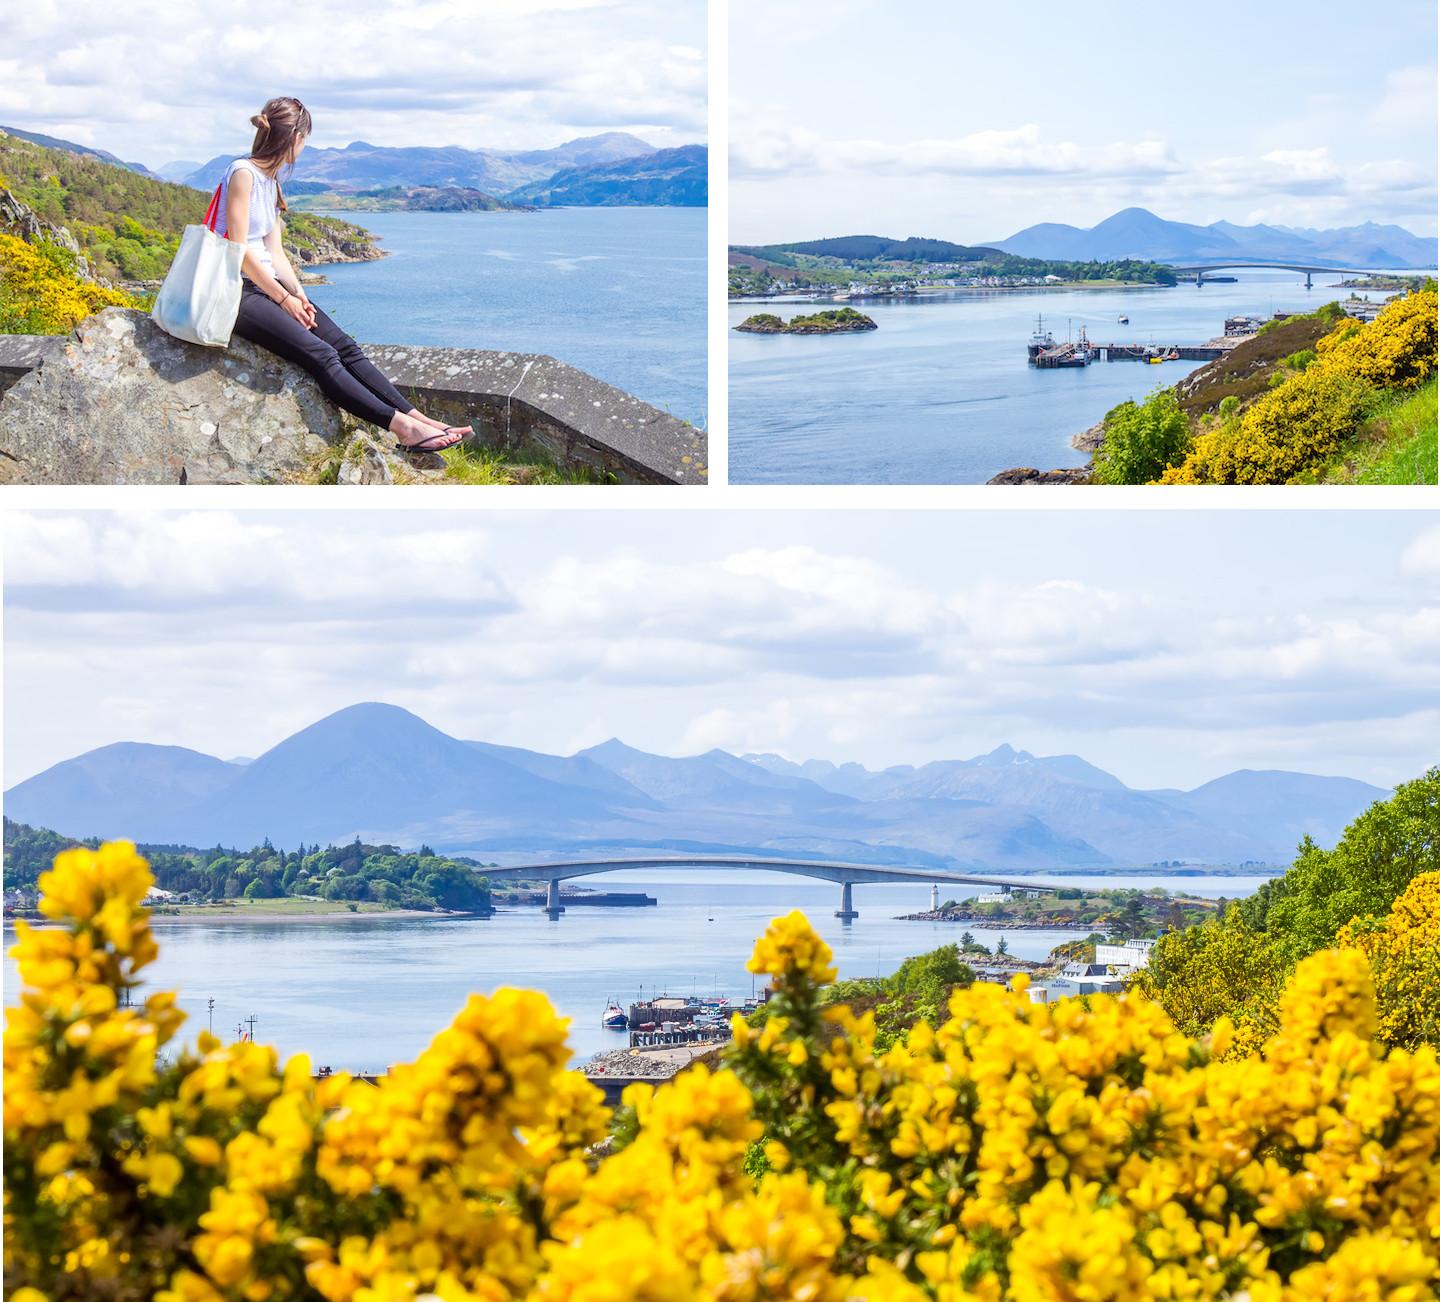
[480,855,1061,921]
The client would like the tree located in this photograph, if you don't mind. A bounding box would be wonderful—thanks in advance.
[995,937,1009,957]
[1092,388,1192,484]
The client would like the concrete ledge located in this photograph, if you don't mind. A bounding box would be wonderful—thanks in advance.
[0,326,706,485]
[368,344,705,484]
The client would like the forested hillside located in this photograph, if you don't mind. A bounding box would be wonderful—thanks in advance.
[2,818,491,913]
[0,129,377,281]
[1135,767,1440,1052]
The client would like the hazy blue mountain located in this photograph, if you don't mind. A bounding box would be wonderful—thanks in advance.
[504,145,707,207]
[171,703,636,848]
[1150,770,1390,860]
[576,739,849,815]
[992,207,1437,269]
[156,159,203,181]
[2,125,161,179]
[504,132,658,169]
[464,740,662,808]
[181,134,662,197]
[3,707,1391,869]
[3,743,243,843]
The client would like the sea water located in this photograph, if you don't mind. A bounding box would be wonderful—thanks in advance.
[306,207,707,428]
[728,268,1410,483]
[3,869,1275,1070]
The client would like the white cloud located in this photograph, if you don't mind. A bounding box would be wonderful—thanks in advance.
[1401,526,1440,576]
[5,512,1438,790]
[1371,65,1438,130]
[0,0,706,164]
[731,116,1179,181]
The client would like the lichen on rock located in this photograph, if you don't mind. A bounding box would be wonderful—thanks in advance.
[0,308,439,485]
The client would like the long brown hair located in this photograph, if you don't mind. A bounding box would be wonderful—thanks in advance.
[248,96,312,213]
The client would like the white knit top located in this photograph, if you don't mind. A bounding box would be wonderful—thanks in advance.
[214,158,279,272]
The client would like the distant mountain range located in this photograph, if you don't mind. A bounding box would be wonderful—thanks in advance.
[505,145,707,207]
[3,126,706,208]
[180,134,706,207]
[990,207,1437,269]
[3,703,1389,871]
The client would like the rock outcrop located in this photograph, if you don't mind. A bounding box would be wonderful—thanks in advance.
[0,308,443,484]
[986,466,1091,485]
[0,187,107,285]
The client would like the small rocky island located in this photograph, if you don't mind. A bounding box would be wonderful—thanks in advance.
[735,307,878,335]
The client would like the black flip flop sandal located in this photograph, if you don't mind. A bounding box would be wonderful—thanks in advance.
[395,430,464,454]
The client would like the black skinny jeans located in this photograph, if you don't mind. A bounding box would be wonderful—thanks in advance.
[231,280,409,429]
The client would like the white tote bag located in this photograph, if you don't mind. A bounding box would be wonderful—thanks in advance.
[151,185,246,346]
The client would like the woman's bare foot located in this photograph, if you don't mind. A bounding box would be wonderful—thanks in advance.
[389,411,466,452]
[408,408,472,438]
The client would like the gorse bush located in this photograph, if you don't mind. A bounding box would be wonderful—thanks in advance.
[7,845,1440,1301]
[0,233,140,335]
[1160,291,1439,484]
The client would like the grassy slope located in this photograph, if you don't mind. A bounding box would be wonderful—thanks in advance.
[1313,376,1438,485]
[0,132,376,280]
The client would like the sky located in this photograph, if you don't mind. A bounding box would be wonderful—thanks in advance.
[730,0,1437,243]
[4,508,1439,792]
[0,0,706,168]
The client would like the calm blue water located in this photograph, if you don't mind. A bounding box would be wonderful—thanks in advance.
[306,208,707,427]
[2,870,1273,1071]
[728,269,1399,483]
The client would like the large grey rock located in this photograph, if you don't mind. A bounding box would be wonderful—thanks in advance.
[0,309,433,485]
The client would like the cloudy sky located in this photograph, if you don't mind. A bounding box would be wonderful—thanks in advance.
[5,508,1438,792]
[730,0,1436,243]
[1,0,705,167]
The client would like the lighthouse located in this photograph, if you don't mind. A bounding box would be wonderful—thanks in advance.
[930,883,939,911]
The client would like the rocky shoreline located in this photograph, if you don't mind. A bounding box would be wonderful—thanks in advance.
[897,911,1094,930]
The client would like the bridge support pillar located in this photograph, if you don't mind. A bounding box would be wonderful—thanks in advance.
[835,881,859,923]
[1195,269,1204,287]
[1305,272,1313,290]
[545,878,564,919]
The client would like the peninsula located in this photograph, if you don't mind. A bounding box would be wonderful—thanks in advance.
[735,308,877,334]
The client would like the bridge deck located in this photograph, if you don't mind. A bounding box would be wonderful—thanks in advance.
[480,855,1062,891]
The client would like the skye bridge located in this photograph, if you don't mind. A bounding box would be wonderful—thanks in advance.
[481,855,1061,921]
[1171,263,1389,290]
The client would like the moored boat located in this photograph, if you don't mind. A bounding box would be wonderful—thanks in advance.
[602,999,627,1029]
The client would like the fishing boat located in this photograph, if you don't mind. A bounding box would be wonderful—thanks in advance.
[602,999,627,1029]
[1026,314,1057,361]
[1117,314,1129,324]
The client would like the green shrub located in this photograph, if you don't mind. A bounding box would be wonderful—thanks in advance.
[1092,387,1191,484]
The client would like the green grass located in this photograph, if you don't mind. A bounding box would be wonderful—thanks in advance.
[439,442,610,485]
[162,898,398,916]
[1313,377,1438,485]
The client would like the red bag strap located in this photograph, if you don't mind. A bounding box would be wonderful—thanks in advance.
[203,183,222,232]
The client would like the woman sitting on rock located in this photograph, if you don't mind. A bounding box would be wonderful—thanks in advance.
[216,97,469,454]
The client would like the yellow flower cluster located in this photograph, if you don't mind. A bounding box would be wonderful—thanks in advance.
[0,231,140,335]
[1339,871,1440,1053]
[1161,289,1438,484]
[6,845,1439,1302]
[746,908,839,987]
[1313,289,1438,392]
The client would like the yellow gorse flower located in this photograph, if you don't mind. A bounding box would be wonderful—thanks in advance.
[5,843,1438,1302]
